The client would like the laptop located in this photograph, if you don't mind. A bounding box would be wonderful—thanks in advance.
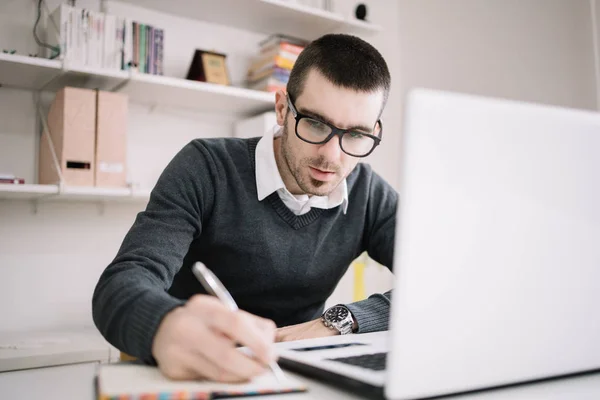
[276,89,600,399]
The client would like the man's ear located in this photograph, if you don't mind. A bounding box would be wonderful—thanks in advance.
[274,89,288,126]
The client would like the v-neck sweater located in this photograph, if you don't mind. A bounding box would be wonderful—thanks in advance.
[92,137,397,363]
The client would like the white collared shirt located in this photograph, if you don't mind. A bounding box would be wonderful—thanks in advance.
[255,128,348,216]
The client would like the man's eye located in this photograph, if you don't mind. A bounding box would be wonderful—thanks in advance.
[348,131,365,139]
[308,119,324,127]
[307,119,328,131]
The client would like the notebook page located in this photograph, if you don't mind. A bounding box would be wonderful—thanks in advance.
[97,363,307,399]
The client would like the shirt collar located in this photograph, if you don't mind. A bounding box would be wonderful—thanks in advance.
[255,128,349,214]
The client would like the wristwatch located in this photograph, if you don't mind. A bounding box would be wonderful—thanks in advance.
[322,304,355,335]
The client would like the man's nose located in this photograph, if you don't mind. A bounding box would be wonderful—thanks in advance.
[318,135,343,162]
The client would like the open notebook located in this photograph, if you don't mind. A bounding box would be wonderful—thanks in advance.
[96,363,307,399]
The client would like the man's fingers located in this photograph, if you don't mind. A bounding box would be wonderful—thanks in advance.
[241,311,277,346]
[192,331,268,381]
[188,296,276,365]
[163,347,247,383]
[247,312,277,339]
[154,297,277,384]
[184,316,267,380]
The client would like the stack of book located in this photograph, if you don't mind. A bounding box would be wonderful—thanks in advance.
[0,174,24,185]
[48,4,164,75]
[246,34,308,92]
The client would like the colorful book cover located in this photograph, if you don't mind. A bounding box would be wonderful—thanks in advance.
[96,364,307,400]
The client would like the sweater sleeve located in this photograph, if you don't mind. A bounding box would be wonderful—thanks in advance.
[92,141,215,363]
[345,169,398,333]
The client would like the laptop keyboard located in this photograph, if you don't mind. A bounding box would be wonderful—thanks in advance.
[327,352,387,371]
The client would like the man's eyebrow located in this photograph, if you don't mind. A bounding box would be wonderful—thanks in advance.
[297,106,374,132]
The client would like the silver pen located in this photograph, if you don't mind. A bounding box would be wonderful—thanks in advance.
[192,262,286,383]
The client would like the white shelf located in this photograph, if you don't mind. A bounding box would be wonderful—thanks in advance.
[57,186,151,202]
[0,54,275,116]
[0,53,61,90]
[0,184,151,203]
[123,72,275,115]
[0,184,58,200]
[118,0,382,39]
[53,67,276,115]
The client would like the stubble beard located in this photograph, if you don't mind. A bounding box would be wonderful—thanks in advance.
[281,123,340,196]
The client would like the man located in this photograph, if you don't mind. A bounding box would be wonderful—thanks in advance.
[92,33,396,383]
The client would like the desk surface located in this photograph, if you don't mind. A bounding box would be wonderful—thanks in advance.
[1,362,600,400]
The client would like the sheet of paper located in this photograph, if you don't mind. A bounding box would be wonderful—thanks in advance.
[97,363,307,398]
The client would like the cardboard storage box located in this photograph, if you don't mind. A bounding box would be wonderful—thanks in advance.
[39,87,96,186]
[95,91,128,187]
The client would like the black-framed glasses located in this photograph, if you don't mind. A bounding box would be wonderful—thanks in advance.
[286,94,382,158]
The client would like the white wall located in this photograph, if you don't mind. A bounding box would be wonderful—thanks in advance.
[0,0,397,332]
[592,0,600,109]
[397,0,597,111]
[1,0,596,334]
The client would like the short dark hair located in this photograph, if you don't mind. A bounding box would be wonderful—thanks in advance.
[287,34,391,114]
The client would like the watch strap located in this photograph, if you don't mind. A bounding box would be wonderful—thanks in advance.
[322,305,355,335]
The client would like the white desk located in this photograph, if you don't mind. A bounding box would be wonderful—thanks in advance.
[1,362,600,400]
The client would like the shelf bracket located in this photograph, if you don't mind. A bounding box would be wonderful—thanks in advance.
[109,69,134,92]
[30,190,60,214]
[97,201,106,216]
[38,64,67,93]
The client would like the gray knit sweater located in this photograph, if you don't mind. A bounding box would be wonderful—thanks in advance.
[92,137,397,362]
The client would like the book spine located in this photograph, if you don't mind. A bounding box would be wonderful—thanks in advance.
[97,12,103,69]
[148,26,154,75]
[84,10,90,67]
[154,29,163,76]
[117,17,124,70]
[120,17,126,70]
[123,19,132,70]
[0,178,25,184]
[102,14,110,68]
[74,8,80,65]
[66,6,73,62]
[139,23,146,73]
[146,25,151,74]
[76,9,83,66]
[132,21,138,71]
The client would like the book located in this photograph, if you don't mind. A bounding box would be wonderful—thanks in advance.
[139,23,146,74]
[251,48,299,69]
[247,66,290,84]
[259,33,308,50]
[260,42,304,56]
[96,363,307,399]
[0,178,25,184]
[123,18,133,70]
[47,3,71,60]
[247,55,295,78]
[154,28,164,75]
[248,76,288,92]
[47,5,163,74]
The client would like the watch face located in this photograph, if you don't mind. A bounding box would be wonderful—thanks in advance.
[325,306,348,323]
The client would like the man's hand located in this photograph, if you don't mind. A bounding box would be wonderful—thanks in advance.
[275,318,338,342]
[152,295,277,382]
